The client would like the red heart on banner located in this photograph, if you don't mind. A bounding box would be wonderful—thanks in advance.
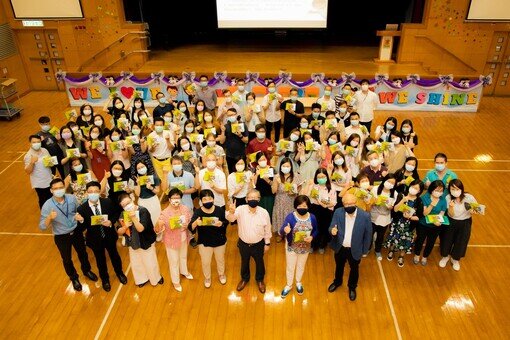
[120,87,134,98]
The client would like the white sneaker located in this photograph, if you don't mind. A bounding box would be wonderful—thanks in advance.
[204,278,211,288]
[173,283,182,292]
[219,275,227,285]
[451,260,461,271]
[421,257,428,266]
[375,252,382,261]
[439,256,450,268]
[182,273,194,280]
[413,255,420,265]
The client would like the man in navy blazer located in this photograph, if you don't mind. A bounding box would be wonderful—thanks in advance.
[327,193,372,301]
[76,181,127,292]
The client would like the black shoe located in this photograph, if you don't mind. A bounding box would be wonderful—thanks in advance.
[190,239,198,249]
[138,280,149,288]
[328,282,341,293]
[83,271,98,282]
[349,288,357,301]
[71,278,82,291]
[117,273,128,285]
[158,277,164,285]
[102,281,111,292]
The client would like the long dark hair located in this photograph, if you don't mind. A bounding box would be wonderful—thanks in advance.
[448,178,466,201]
[313,168,331,192]
[279,157,294,184]
[377,173,397,197]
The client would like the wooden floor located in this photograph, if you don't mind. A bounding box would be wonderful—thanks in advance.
[139,45,439,78]
[0,91,509,339]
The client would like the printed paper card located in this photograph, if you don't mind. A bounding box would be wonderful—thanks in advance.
[204,171,215,182]
[344,146,356,157]
[182,150,193,161]
[329,143,342,153]
[309,119,322,128]
[284,182,295,193]
[138,175,154,186]
[252,104,262,113]
[325,119,337,129]
[204,127,217,136]
[464,202,486,215]
[169,216,186,230]
[269,93,277,101]
[170,180,186,191]
[425,214,450,225]
[172,109,182,117]
[278,140,294,152]
[375,195,390,206]
[91,214,108,226]
[42,156,58,167]
[113,181,128,192]
[81,126,91,136]
[116,118,129,129]
[285,103,296,111]
[331,172,343,182]
[91,140,105,150]
[300,128,312,136]
[66,148,80,158]
[404,176,415,186]
[259,167,274,178]
[320,102,329,111]
[201,216,219,226]
[147,136,156,147]
[360,125,369,135]
[248,151,259,163]
[64,109,77,120]
[125,136,139,146]
[231,123,245,133]
[122,210,140,224]
[77,173,92,186]
[354,188,371,200]
[49,126,60,137]
[197,113,203,123]
[293,230,311,243]
[189,133,204,143]
[110,141,123,152]
[305,140,314,151]
[310,188,319,199]
[232,94,242,104]
[397,204,416,216]
[235,172,247,184]
[141,116,153,127]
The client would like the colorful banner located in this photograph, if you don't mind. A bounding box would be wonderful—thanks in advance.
[58,71,490,112]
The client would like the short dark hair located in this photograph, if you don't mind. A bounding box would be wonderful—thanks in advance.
[117,192,131,204]
[38,116,50,124]
[255,123,266,132]
[171,155,183,163]
[154,117,165,124]
[360,79,370,85]
[86,181,101,190]
[311,103,321,110]
[168,188,183,198]
[408,179,424,195]
[434,153,448,162]
[227,107,237,114]
[294,195,310,209]
[29,134,41,142]
[349,111,360,119]
[222,89,231,95]
[50,178,64,188]
[290,88,298,94]
[428,180,445,194]
[199,189,215,200]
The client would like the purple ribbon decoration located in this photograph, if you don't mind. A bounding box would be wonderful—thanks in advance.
[310,73,325,82]
[479,75,492,86]
[89,72,102,83]
[375,73,389,85]
[151,71,164,84]
[55,71,67,83]
[120,71,133,81]
[278,71,292,84]
[246,71,260,83]
[406,74,420,84]
[182,71,196,83]
[341,72,356,83]
[439,74,454,85]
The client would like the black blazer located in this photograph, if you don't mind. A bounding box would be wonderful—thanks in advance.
[77,198,119,247]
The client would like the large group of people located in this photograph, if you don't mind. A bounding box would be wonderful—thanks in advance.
[26,78,481,301]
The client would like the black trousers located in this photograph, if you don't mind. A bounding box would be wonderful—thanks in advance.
[265,120,281,141]
[372,223,389,253]
[310,204,333,250]
[238,239,265,282]
[360,121,372,133]
[89,237,123,282]
[414,223,441,258]
[35,187,52,209]
[334,247,360,289]
[54,231,92,280]
[440,218,472,260]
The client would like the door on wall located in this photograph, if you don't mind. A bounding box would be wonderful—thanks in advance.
[484,32,510,96]
[15,29,66,91]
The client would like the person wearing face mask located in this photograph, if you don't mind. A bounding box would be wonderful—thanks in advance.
[344,133,363,178]
[227,158,253,207]
[246,124,275,167]
[336,84,357,112]
[274,128,300,170]
[414,180,448,266]
[58,127,87,177]
[440,179,479,271]
[369,175,398,260]
[190,190,229,288]
[309,103,325,141]
[394,156,420,194]
[107,128,130,172]
[328,193,372,301]
[423,153,457,196]
[85,126,111,182]
[92,114,111,137]
[117,193,164,288]
[232,79,248,110]
[251,153,276,220]
[25,135,54,208]
[374,117,398,143]
[174,100,190,128]
[341,173,373,212]
[162,155,197,211]
[172,136,199,176]
[217,89,241,125]
[199,133,226,168]
[194,75,217,112]
[226,189,272,293]
[384,131,412,174]
[104,96,131,125]
[336,101,351,126]
[385,180,424,267]
[35,116,65,177]
[152,92,175,119]
[261,81,283,140]
[128,122,154,179]
[200,111,226,146]
[320,131,341,168]
[360,137,378,167]
[130,98,150,123]
[281,88,305,138]
[76,104,94,128]
[400,119,418,151]
[224,108,249,173]
[344,112,369,146]
[271,158,302,242]
[39,178,98,291]
[76,181,127,291]
[155,188,194,292]
[193,99,207,125]
[362,151,389,185]
[319,111,346,144]
[131,161,161,227]
[64,158,97,204]
[279,195,318,298]
[353,79,379,133]
[101,161,132,218]
[329,152,352,208]
[148,117,175,184]
[317,85,336,116]
[295,132,320,182]
[305,168,337,254]
[245,92,265,141]
[198,154,227,207]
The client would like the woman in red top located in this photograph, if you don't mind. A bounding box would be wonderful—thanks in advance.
[85,125,111,181]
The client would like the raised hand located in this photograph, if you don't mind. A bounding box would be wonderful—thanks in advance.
[284,223,291,234]
[331,225,338,236]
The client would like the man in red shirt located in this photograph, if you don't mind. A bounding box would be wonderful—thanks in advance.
[246,124,275,168]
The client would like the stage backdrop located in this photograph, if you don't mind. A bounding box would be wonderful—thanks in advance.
[58,71,492,112]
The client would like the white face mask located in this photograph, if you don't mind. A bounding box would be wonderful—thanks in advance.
[408,187,419,196]
[290,134,299,142]
[334,158,344,166]
[90,132,100,140]
[432,190,443,198]
[94,121,103,127]
[350,120,359,126]
[204,115,212,122]
[402,127,411,134]
[392,137,401,145]
[111,135,120,142]
[236,164,245,172]
[300,122,309,129]
[450,189,462,198]
[207,141,216,148]
[83,109,92,116]
[115,103,124,109]
[360,181,370,189]
[137,166,147,175]
[181,143,190,151]
[247,99,255,105]
[170,198,181,207]
[258,160,267,168]
[383,181,394,190]
[361,84,369,91]
[369,159,379,168]
[73,164,83,172]
[281,166,291,174]
[206,161,216,170]
[134,103,142,109]
[405,164,415,172]
[237,85,245,92]
[350,140,359,147]
[124,202,135,211]
[196,105,204,112]
[185,126,194,133]
[366,144,375,151]
[112,169,123,177]
[256,132,266,140]
[339,107,347,113]
[179,107,187,113]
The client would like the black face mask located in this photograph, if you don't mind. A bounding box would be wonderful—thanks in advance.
[247,200,259,208]
[202,201,214,209]
[344,206,356,214]
[296,208,308,216]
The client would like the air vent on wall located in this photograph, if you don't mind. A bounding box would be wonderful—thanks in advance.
[0,23,18,60]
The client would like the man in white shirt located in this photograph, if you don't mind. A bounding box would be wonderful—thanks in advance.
[353,79,379,133]
[197,154,227,207]
[232,79,248,111]
[148,117,174,183]
[261,81,283,140]
[226,189,272,294]
[317,85,336,115]
[217,89,241,124]
[327,193,372,301]
[24,135,54,209]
